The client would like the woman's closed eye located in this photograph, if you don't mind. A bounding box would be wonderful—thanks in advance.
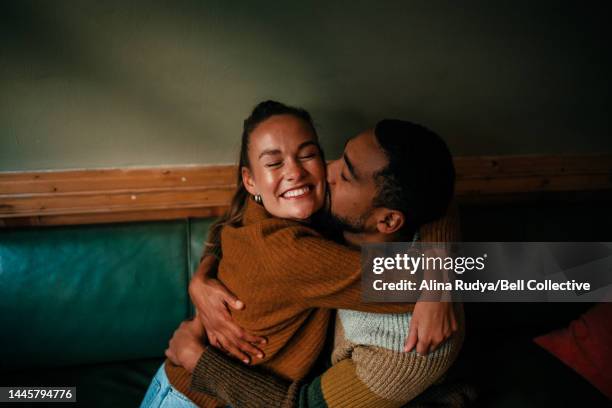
[265,161,283,168]
[265,150,318,168]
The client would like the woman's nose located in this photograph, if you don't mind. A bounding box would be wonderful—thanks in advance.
[285,159,306,181]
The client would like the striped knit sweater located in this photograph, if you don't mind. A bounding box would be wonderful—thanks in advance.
[188,207,463,407]
[164,199,416,407]
[192,310,464,407]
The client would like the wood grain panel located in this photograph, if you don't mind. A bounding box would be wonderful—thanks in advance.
[1,155,611,227]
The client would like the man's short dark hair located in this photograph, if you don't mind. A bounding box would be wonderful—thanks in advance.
[373,119,455,235]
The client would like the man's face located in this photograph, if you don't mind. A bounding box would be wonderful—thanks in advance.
[327,129,389,233]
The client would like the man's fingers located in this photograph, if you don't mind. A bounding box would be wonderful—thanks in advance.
[404,323,418,352]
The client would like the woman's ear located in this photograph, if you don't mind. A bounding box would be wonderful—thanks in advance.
[241,166,257,196]
[376,209,405,235]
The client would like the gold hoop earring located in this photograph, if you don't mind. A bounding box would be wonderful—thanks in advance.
[254,194,262,204]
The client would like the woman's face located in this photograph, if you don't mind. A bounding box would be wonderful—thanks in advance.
[242,114,326,221]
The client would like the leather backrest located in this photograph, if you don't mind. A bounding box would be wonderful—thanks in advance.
[0,218,214,369]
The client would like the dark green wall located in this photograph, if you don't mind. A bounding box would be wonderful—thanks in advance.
[1,0,611,171]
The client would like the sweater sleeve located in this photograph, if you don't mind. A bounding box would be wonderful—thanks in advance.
[191,346,302,407]
[191,345,336,408]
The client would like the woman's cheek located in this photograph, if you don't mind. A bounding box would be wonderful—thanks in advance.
[309,159,327,182]
[260,171,278,194]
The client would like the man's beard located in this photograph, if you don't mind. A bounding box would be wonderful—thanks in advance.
[329,210,371,234]
[324,189,373,235]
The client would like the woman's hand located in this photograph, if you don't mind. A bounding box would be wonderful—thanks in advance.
[404,301,458,355]
[165,319,206,374]
[189,256,267,364]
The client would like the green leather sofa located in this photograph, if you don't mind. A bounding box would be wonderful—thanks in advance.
[0,218,214,407]
[1,198,610,407]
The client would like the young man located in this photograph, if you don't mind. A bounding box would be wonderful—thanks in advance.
[166,120,462,407]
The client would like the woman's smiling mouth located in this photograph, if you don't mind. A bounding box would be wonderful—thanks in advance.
[280,185,313,199]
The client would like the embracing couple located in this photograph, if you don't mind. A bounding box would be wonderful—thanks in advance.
[141,100,464,408]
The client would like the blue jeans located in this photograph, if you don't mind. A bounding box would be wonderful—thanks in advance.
[140,363,198,408]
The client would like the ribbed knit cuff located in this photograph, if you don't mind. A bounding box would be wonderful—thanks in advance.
[338,310,412,352]
[191,346,301,408]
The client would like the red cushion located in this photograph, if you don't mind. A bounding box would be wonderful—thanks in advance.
[534,303,612,399]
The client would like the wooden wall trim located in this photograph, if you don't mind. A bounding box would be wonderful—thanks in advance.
[1,155,611,227]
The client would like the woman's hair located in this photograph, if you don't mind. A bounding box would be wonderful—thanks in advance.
[205,100,319,255]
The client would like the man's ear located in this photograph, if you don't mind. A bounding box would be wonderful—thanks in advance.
[375,208,405,235]
[241,167,257,196]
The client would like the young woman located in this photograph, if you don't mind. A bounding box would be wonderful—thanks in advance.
[141,101,462,408]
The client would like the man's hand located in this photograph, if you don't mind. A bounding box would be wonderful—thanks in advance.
[189,256,266,364]
[404,301,458,355]
[165,319,206,374]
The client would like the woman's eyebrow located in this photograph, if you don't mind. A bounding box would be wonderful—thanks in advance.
[259,141,318,159]
[258,149,282,159]
[297,141,318,150]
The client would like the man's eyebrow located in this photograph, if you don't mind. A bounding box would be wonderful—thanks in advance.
[343,151,359,180]
[258,149,281,160]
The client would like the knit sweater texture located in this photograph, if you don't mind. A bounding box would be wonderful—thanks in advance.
[193,310,465,408]
[188,206,463,407]
[165,199,416,406]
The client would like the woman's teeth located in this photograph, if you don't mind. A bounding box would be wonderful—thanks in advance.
[282,186,311,198]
